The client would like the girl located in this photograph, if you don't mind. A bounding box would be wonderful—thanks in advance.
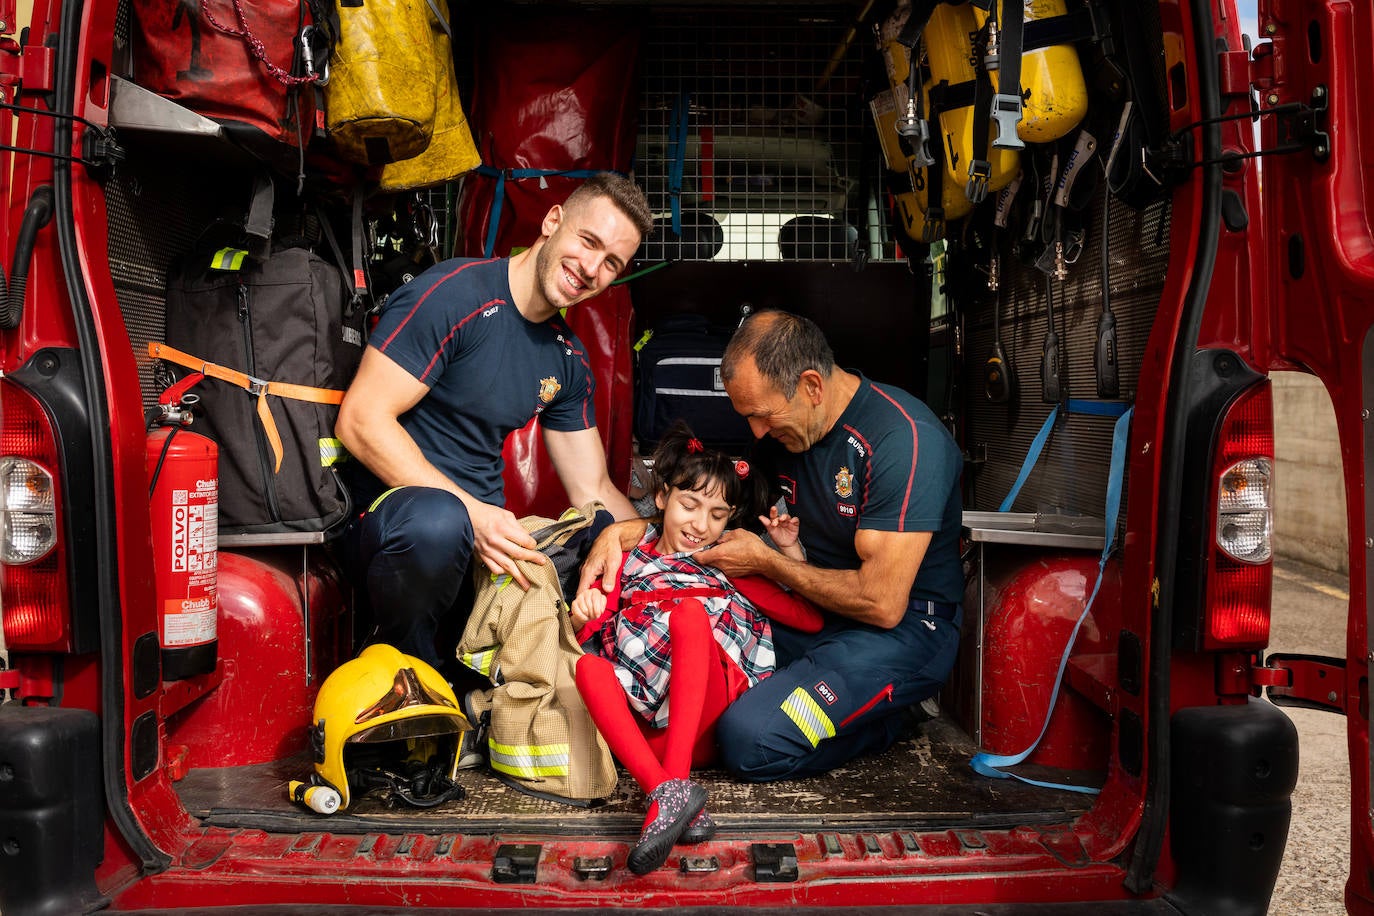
[572,422,821,875]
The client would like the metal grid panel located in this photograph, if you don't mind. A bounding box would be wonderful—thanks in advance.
[637,8,883,262]
[964,197,1171,517]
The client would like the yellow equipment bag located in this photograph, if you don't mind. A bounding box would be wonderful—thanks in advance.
[326,0,438,165]
[379,1,481,191]
[972,0,1088,145]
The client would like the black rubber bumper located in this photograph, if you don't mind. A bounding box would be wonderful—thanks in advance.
[1169,698,1300,916]
[0,704,107,915]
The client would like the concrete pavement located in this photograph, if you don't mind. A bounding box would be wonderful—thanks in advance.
[1269,558,1351,915]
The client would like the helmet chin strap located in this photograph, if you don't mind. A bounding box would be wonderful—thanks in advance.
[352,765,466,809]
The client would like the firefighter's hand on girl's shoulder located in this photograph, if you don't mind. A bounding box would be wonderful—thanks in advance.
[470,502,544,589]
[696,528,771,578]
[570,586,608,631]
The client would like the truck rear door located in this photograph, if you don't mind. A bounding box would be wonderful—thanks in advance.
[1255,0,1374,907]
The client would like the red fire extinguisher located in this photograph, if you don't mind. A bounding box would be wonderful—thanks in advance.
[146,372,219,681]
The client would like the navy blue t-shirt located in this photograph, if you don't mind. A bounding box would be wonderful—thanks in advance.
[756,374,963,606]
[358,257,596,507]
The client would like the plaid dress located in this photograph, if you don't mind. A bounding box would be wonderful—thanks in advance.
[585,533,776,728]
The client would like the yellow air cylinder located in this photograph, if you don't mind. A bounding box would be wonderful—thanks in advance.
[974,0,1088,144]
[924,2,1019,203]
[892,107,974,245]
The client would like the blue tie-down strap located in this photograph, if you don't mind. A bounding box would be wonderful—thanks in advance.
[999,399,1131,513]
[972,407,1133,793]
[474,166,613,259]
[668,91,691,236]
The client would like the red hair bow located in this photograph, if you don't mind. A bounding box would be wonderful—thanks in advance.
[735,460,750,479]
[687,438,704,454]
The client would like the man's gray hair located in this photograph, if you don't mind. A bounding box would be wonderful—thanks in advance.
[721,310,835,399]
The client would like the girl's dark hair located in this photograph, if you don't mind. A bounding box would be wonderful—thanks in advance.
[649,421,767,525]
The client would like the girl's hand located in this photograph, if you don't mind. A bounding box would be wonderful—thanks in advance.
[570,587,608,631]
[759,507,801,550]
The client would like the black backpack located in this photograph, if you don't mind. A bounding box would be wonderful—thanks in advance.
[158,222,367,537]
[633,313,754,455]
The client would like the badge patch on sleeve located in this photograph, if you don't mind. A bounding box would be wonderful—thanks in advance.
[814,681,838,705]
[538,376,561,403]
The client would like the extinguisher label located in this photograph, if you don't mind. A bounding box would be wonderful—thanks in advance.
[163,596,216,646]
[163,481,218,647]
[170,487,218,572]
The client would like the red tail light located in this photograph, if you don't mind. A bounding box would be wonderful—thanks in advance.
[1203,381,1273,650]
[0,379,72,651]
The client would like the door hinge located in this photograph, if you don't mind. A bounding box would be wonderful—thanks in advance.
[17,43,53,94]
[1263,652,1346,714]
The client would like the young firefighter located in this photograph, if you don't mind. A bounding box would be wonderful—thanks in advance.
[570,423,822,874]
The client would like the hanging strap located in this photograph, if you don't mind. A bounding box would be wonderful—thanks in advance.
[473,166,615,259]
[972,407,1133,793]
[244,170,275,262]
[990,0,1026,151]
[316,202,368,318]
[967,63,994,203]
[668,92,692,236]
[148,341,345,474]
[999,398,1130,513]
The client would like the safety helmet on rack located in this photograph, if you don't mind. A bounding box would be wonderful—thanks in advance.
[308,644,470,811]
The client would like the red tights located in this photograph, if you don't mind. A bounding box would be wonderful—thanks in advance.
[575,599,731,794]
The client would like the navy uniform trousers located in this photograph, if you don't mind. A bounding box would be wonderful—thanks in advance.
[340,487,476,672]
[715,599,961,782]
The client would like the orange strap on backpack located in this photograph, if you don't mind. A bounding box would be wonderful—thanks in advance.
[149,341,345,473]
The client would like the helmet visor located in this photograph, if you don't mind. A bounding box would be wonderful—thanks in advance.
[355,667,458,726]
[350,713,466,744]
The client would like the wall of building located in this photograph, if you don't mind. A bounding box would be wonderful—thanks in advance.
[1272,371,1348,574]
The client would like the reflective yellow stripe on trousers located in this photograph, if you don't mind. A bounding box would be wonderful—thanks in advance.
[782,687,836,748]
[488,740,570,778]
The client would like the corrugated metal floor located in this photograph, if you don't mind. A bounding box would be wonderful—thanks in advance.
[178,717,1096,835]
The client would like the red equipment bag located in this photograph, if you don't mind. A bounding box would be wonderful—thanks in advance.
[456,9,643,518]
[130,0,332,167]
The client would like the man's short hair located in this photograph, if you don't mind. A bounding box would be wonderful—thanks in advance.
[565,173,654,239]
[722,310,835,399]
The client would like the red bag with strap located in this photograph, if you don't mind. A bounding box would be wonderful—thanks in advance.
[131,0,331,166]
[455,8,643,518]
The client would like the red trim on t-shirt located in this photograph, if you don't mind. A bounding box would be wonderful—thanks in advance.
[378,257,499,351]
[414,297,504,383]
[867,382,919,531]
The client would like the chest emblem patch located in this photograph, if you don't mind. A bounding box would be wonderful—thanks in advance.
[834,466,854,499]
[538,376,561,403]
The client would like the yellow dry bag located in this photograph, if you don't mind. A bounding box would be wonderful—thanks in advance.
[326,0,438,165]
[874,6,967,242]
[924,2,1019,205]
[379,2,481,191]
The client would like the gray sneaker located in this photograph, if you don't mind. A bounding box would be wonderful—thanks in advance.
[456,690,489,770]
